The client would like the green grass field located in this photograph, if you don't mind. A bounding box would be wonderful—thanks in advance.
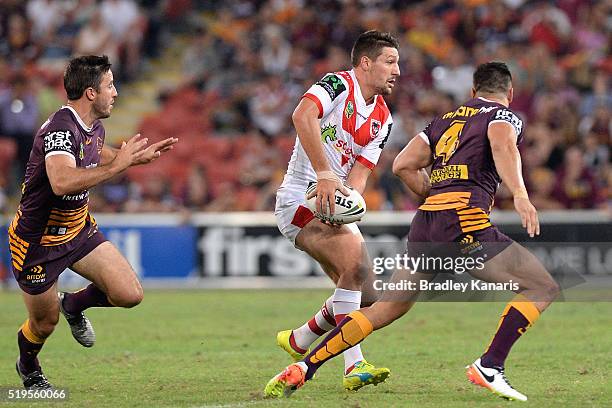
[0,290,610,407]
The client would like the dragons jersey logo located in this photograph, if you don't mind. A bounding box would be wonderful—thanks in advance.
[371,119,381,139]
[321,124,338,143]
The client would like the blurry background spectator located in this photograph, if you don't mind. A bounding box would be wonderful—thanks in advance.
[0,74,39,177]
[0,0,609,214]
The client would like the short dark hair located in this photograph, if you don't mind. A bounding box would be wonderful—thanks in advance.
[473,62,512,94]
[64,55,112,100]
[351,30,399,67]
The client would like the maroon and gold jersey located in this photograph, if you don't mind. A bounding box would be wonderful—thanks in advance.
[417,97,523,228]
[9,106,105,247]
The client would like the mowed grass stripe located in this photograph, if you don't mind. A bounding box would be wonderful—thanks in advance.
[0,290,610,407]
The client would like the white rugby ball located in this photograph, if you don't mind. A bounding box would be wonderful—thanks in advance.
[305,183,367,224]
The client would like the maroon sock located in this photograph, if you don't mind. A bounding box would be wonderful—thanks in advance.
[62,284,113,315]
[481,305,536,368]
[18,330,43,374]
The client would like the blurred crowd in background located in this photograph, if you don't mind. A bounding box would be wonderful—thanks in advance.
[0,0,609,214]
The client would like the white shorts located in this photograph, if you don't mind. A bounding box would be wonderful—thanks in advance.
[275,175,360,247]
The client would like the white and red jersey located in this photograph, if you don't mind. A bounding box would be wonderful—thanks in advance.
[283,69,393,186]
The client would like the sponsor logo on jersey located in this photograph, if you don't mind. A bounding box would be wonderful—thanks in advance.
[46,225,68,235]
[442,105,497,120]
[458,235,484,255]
[494,109,523,135]
[25,265,46,284]
[97,136,104,154]
[371,119,381,139]
[44,130,73,154]
[316,74,346,101]
[333,140,355,166]
[79,142,84,160]
[62,191,89,201]
[320,123,354,166]
[344,101,354,119]
[430,164,469,183]
[460,234,474,244]
[321,124,338,143]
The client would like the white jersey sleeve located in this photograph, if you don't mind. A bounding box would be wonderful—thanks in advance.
[303,73,349,119]
[355,115,393,170]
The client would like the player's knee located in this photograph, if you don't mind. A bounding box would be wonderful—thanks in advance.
[543,278,561,301]
[390,301,413,320]
[336,272,363,291]
[123,287,143,308]
[367,302,410,330]
[110,285,143,308]
[30,315,59,339]
[334,262,368,287]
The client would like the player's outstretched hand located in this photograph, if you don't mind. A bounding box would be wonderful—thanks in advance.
[514,196,540,238]
[134,137,179,165]
[112,133,150,172]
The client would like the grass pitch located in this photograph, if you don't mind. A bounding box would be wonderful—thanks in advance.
[0,289,610,407]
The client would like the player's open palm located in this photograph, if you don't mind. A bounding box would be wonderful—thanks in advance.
[113,133,150,171]
[514,197,540,238]
[135,137,179,165]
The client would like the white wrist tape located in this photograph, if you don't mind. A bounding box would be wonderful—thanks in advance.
[317,170,340,182]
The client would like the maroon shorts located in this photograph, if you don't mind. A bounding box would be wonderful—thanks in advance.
[408,208,512,265]
[10,222,107,295]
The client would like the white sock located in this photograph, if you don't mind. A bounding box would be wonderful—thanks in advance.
[292,295,335,352]
[332,288,365,373]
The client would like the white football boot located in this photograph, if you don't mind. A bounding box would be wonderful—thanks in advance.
[466,358,527,402]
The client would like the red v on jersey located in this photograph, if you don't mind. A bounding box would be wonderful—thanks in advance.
[338,71,390,147]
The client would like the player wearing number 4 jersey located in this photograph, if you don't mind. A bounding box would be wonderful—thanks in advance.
[265,62,560,401]
[9,56,177,390]
[272,30,399,393]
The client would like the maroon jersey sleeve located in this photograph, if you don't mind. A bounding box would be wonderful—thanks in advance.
[417,119,436,158]
[488,108,524,145]
[419,120,434,144]
[42,119,80,160]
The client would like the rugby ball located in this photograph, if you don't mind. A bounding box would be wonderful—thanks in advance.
[305,183,367,224]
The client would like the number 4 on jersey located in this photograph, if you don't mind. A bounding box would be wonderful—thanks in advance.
[435,120,465,165]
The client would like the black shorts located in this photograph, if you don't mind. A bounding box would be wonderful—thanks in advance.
[9,222,107,295]
[408,208,512,267]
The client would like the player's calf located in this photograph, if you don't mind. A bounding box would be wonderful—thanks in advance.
[16,317,56,385]
[479,243,560,312]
